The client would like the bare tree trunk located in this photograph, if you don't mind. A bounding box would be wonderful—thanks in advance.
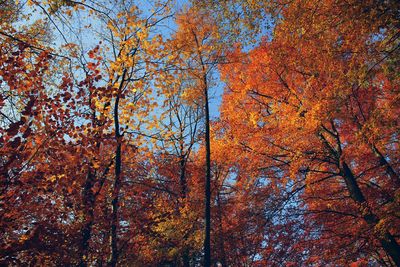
[108,70,126,267]
[203,71,212,267]
[79,169,95,267]
[340,161,400,266]
[216,192,227,267]
[180,152,190,267]
[182,251,190,267]
[371,144,400,184]
[180,154,187,199]
[108,141,121,267]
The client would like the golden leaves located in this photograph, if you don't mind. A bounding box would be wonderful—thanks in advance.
[48,174,65,182]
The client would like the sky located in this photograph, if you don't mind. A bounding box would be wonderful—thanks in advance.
[23,0,276,126]
[25,0,226,120]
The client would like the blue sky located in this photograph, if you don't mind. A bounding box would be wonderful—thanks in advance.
[23,0,273,123]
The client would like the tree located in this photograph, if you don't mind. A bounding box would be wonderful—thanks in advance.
[2,0,399,265]
[219,0,400,265]
[167,8,224,266]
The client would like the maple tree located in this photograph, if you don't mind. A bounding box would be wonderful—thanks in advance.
[1,0,399,266]
[219,0,400,265]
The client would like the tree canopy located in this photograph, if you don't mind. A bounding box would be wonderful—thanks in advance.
[1,0,399,266]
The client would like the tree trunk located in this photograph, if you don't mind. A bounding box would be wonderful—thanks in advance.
[108,141,121,267]
[191,27,212,267]
[108,70,125,266]
[180,154,187,198]
[216,192,227,267]
[203,72,212,267]
[180,153,190,267]
[340,161,400,266]
[79,169,96,267]
[371,144,400,185]
[182,250,190,267]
